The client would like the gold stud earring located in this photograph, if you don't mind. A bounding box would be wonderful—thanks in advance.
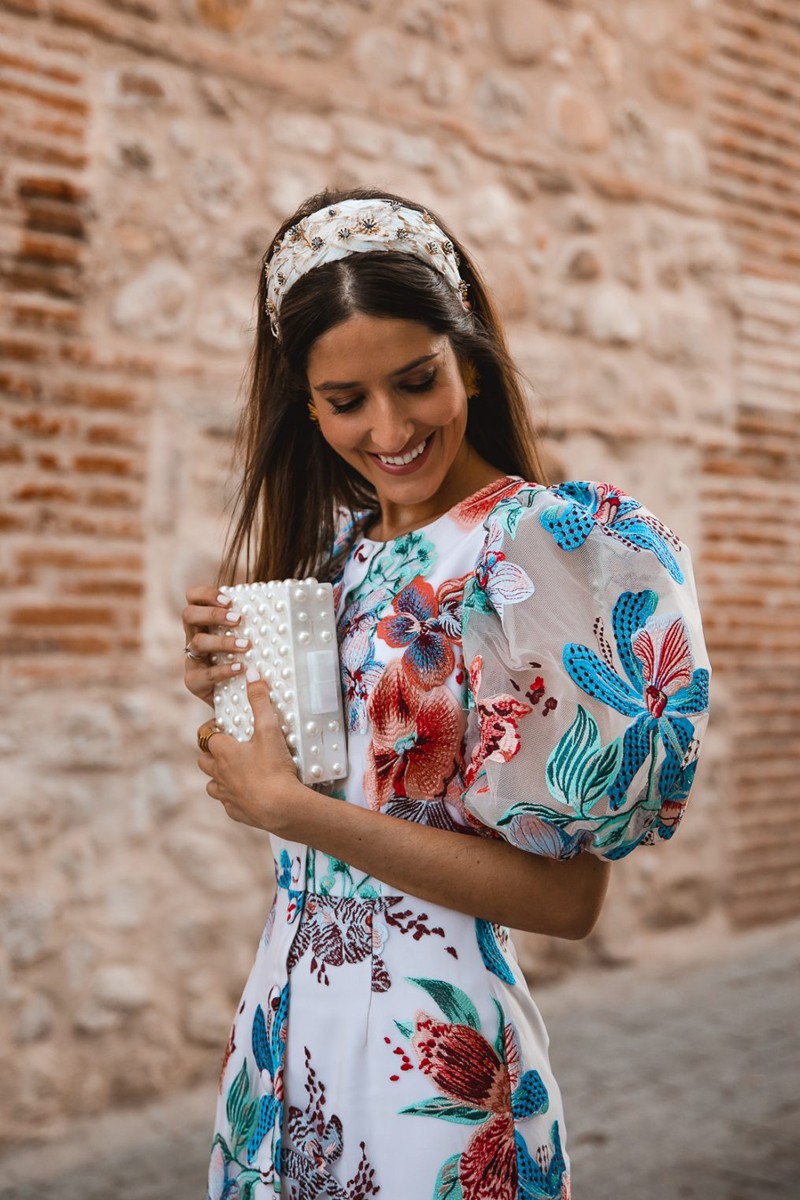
[307,401,320,425]
[462,360,479,401]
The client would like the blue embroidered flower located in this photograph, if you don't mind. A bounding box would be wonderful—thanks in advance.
[564,589,709,830]
[540,481,685,584]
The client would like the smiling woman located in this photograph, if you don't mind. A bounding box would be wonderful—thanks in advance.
[181,188,711,1200]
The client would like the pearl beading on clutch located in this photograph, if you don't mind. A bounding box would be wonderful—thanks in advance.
[212,579,348,786]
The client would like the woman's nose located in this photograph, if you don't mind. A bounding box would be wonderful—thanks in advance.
[369,397,414,453]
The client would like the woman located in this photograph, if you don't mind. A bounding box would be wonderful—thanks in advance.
[183,188,711,1200]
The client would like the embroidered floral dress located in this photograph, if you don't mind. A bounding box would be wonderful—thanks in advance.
[207,476,711,1200]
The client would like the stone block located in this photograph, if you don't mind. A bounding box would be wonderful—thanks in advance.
[663,128,708,187]
[548,83,610,150]
[461,183,522,247]
[472,72,528,133]
[648,59,696,109]
[188,150,250,221]
[195,290,253,353]
[491,0,550,65]
[646,293,714,365]
[93,964,154,1013]
[13,991,55,1043]
[270,112,335,157]
[276,0,350,60]
[353,30,411,88]
[195,0,256,33]
[112,260,193,340]
[0,895,56,967]
[586,282,642,344]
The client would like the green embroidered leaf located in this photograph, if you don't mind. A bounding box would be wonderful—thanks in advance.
[434,1152,464,1199]
[501,503,524,539]
[407,978,480,1030]
[497,803,572,829]
[238,1170,262,1200]
[546,706,623,816]
[492,997,506,1059]
[225,1059,249,1133]
[593,807,642,849]
[399,1097,488,1123]
[394,1019,413,1040]
[240,1099,259,1144]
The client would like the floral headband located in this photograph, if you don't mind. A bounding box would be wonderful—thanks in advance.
[264,198,470,339]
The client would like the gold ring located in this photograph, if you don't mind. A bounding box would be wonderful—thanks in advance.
[197,725,223,753]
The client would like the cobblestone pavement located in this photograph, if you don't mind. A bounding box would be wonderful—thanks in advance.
[2,920,798,1199]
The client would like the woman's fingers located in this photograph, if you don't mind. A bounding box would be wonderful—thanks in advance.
[182,602,242,633]
[185,631,250,660]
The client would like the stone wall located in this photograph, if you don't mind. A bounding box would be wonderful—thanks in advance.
[0,0,797,1141]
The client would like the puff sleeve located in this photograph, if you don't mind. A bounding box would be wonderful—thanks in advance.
[459,481,711,860]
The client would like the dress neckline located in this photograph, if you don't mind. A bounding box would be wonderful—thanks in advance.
[355,473,523,547]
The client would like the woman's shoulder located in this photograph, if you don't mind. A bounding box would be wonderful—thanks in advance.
[476,478,690,585]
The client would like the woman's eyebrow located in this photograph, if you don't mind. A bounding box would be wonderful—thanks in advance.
[313,352,440,392]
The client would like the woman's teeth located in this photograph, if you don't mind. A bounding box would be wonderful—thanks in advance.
[376,436,430,466]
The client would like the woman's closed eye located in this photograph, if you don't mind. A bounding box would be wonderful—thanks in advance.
[327,369,438,414]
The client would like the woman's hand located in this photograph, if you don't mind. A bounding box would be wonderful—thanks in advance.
[196,671,304,830]
[182,585,250,708]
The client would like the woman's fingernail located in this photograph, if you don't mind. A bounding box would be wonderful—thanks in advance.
[234,638,248,648]
[225,610,241,623]
[246,666,260,683]
[231,662,243,673]
[217,593,230,605]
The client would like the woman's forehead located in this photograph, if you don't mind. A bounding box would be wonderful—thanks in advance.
[307,315,451,381]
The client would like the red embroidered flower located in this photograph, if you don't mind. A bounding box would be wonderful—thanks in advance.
[451,476,527,529]
[464,655,533,788]
[409,1011,527,1200]
[412,1014,512,1113]
[363,660,465,810]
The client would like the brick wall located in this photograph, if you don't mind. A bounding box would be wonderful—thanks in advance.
[704,0,800,927]
[0,0,796,1139]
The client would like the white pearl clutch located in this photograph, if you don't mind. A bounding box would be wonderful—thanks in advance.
[212,579,348,786]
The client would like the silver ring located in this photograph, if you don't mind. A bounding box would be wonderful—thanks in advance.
[184,645,205,662]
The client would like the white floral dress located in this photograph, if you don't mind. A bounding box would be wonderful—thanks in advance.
[207,476,711,1200]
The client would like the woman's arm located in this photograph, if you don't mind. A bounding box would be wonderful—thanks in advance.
[199,677,610,940]
[276,784,610,940]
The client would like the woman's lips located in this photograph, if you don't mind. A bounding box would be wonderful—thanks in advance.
[367,432,435,476]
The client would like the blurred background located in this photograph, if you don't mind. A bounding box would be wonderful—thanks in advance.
[0,0,798,1195]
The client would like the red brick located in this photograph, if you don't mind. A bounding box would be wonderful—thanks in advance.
[10,605,116,626]
[0,338,48,363]
[72,453,139,477]
[5,634,115,655]
[11,410,71,437]
[36,452,62,471]
[0,370,39,400]
[17,174,88,203]
[85,486,139,508]
[55,382,144,411]
[15,548,143,571]
[85,422,141,447]
[11,300,81,332]
[19,231,84,266]
[0,511,28,532]
[13,482,77,503]
[0,76,88,116]
[64,577,144,597]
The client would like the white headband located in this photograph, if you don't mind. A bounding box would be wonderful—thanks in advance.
[264,198,469,339]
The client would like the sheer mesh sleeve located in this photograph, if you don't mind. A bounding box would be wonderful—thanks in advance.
[459,481,711,860]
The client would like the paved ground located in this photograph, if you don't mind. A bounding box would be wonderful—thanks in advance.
[1,920,798,1199]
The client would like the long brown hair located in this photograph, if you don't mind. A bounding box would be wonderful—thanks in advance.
[219,186,545,584]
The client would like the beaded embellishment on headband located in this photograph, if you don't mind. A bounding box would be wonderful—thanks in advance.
[264,198,470,339]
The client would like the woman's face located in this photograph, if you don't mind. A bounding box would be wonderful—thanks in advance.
[306,314,472,511]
